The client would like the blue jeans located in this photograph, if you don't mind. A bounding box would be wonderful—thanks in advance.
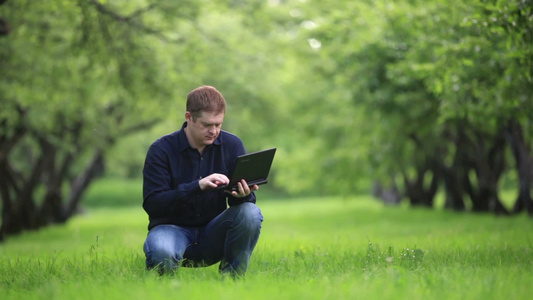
[143,202,263,276]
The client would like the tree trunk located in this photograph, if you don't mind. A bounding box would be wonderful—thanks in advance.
[439,126,470,211]
[441,166,466,211]
[372,180,402,205]
[0,136,54,239]
[62,148,104,221]
[403,158,439,207]
[39,131,78,225]
[0,146,105,241]
[505,119,533,215]
[468,127,509,215]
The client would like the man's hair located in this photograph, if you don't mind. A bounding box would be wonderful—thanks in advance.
[186,86,226,120]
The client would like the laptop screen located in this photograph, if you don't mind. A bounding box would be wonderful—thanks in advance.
[216,147,276,191]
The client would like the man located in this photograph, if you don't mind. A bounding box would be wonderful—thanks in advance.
[142,85,263,277]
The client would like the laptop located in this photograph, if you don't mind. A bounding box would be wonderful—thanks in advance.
[215,147,277,191]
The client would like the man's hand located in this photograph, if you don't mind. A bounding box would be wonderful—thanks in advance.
[227,179,259,198]
[199,173,230,190]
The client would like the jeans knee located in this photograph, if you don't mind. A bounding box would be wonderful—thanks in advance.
[144,232,183,271]
[237,202,263,230]
[145,244,182,273]
[153,246,180,263]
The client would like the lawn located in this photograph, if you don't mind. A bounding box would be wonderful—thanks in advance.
[0,181,532,300]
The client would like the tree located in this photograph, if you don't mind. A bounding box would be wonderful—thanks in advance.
[0,0,195,241]
[268,0,532,215]
[417,0,532,214]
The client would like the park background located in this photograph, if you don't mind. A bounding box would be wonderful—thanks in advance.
[0,0,532,299]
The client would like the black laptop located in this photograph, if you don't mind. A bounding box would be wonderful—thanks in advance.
[215,148,277,191]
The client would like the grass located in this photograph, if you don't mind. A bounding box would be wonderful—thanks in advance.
[1,180,532,300]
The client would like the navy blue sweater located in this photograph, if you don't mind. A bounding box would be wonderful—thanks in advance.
[142,122,256,230]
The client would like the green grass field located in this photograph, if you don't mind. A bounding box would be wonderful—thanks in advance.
[1,180,532,299]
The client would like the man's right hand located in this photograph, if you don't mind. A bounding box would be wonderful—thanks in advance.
[199,173,230,190]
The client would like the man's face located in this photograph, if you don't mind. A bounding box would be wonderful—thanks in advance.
[185,110,225,149]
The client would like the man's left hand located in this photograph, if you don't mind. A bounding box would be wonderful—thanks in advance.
[227,179,259,198]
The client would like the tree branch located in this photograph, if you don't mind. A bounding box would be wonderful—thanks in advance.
[89,0,183,44]
[0,106,27,161]
[120,118,161,136]
[63,148,104,220]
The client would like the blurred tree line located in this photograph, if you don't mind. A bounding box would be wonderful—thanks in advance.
[293,0,532,216]
[0,0,531,240]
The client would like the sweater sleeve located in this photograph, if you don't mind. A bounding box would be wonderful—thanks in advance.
[142,143,200,218]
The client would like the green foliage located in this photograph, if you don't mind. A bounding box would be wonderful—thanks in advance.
[261,0,532,202]
[1,0,531,210]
